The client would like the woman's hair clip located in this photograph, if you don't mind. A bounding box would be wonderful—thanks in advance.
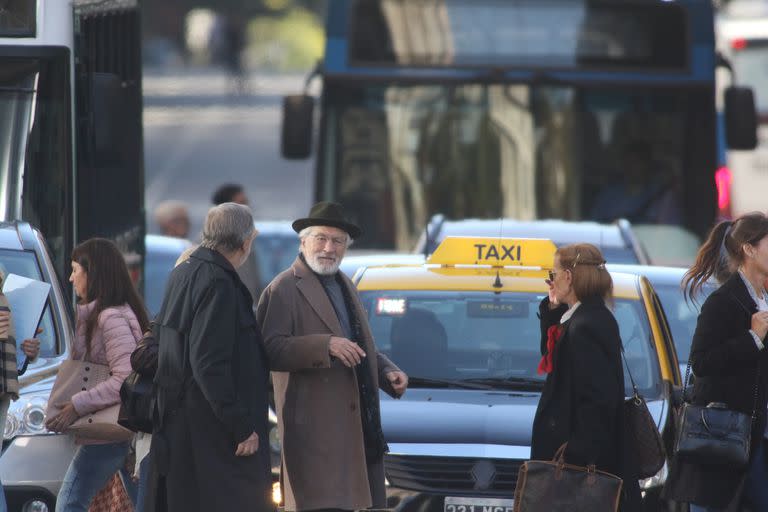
[597,261,607,270]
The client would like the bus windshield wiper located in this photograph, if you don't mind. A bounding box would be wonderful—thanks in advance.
[461,377,545,390]
[407,377,495,390]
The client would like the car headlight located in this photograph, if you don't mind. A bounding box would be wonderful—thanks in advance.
[639,461,667,490]
[4,393,50,439]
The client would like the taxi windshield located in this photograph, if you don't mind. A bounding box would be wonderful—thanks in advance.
[361,290,662,398]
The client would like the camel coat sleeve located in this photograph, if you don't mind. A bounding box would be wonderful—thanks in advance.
[256,276,332,372]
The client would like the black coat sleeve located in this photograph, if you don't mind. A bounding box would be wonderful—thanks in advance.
[564,321,621,467]
[131,326,158,377]
[188,278,254,444]
[690,293,765,378]
[538,297,568,356]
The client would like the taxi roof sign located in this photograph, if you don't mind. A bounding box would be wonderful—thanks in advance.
[427,237,557,268]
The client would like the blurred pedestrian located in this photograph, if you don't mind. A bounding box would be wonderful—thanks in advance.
[663,212,768,511]
[211,183,260,304]
[46,238,149,512]
[153,201,191,240]
[257,201,408,511]
[150,203,272,512]
[533,243,641,511]
[212,183,248,206]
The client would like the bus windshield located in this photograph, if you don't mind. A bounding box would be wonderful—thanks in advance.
[322,83,686,249]
[0,55,71,280]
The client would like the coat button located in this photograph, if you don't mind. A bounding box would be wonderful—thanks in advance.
[88,418,93,423]
[85,367,90,371]
[109,372,113,376]
[81,387,86,391]
[350,403,357,411]
[83,377,88,382]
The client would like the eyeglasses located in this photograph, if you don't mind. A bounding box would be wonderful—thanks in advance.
[309,233,347,247]
[548,270,557,281]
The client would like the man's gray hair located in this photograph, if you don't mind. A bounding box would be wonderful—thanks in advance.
[298,226,353,248]
[201,203,255,253]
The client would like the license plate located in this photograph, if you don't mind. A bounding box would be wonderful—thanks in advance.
[444,496,515,512]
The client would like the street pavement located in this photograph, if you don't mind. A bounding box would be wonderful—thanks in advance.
[143,67,316,239]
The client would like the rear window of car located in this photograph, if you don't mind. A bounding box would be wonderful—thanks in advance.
[653,281,715,364]
[0,248,60,361]
[360,290,661,397]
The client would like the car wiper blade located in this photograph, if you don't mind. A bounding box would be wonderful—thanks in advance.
[408,377,495,390]
[461,377,545,389]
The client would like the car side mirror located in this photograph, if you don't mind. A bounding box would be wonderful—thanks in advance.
[281,94,314,159]
[89,72,128,165]
[724,86,758,150]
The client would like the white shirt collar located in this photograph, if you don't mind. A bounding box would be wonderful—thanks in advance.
[737,269,768,311]
[560,301,581,324]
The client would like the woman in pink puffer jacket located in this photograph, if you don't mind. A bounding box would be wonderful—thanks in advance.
[45,239,149,512]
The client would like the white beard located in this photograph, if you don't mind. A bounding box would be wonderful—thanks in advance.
[305,253,341,275]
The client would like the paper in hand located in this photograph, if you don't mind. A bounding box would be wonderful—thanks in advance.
[2,273,51,342]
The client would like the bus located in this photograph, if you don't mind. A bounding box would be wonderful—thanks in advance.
[716,2,768,218]
[282,0,756,251]
[0,0,145,291]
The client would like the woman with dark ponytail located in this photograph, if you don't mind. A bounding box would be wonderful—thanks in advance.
[663,212,768,511]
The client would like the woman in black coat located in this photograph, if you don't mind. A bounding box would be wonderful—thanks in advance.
[663,212,768,512]
[532,243,641,511]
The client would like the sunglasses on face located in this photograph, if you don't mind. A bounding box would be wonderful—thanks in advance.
[548,270,557,281]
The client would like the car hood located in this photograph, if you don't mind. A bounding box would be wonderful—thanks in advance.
[381,389,665,448]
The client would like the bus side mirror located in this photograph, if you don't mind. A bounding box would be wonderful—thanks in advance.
[89,72,127,165]
[281,94,314,159]
[724,86,758,150]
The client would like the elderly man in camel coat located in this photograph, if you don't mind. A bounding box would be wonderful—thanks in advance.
[257,202,408,512]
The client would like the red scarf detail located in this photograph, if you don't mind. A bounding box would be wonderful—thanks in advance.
[538,324,565,375]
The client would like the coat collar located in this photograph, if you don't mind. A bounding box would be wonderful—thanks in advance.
[721,272,758,315]
[291,255,344,335]
[190,246,238,276]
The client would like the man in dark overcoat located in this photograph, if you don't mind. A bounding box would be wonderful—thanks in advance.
[257,201,409,511]
[150,203,273,511]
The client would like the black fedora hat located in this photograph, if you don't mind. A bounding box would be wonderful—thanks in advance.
[292,201,362,239]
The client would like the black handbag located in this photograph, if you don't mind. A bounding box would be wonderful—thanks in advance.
[118,370,154,434]
[673,361,758,469]
[513,444,623,512]
[621,347,666,479]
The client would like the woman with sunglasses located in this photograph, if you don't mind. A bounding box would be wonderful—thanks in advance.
[531,243,641,511]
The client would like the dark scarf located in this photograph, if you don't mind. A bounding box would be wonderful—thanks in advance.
[306,255,388,463]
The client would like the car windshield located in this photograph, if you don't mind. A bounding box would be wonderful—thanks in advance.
[653,281,715,365]
[0,248,59,363]
[360,290,662,398]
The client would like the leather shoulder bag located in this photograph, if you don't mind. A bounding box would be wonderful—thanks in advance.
[673,360,757,469]
[621,347,666,479]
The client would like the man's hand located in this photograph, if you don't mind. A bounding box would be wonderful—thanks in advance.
[329,336,366,367]
[235,432,259,456]
[45,402,80,433]
[21,338,41,360]
[386,370,409,397]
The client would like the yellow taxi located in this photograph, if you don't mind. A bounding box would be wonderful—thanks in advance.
[351,237,681,512]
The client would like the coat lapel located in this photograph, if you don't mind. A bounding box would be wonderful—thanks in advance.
[723,273,758,317]
[292,257,344,336]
